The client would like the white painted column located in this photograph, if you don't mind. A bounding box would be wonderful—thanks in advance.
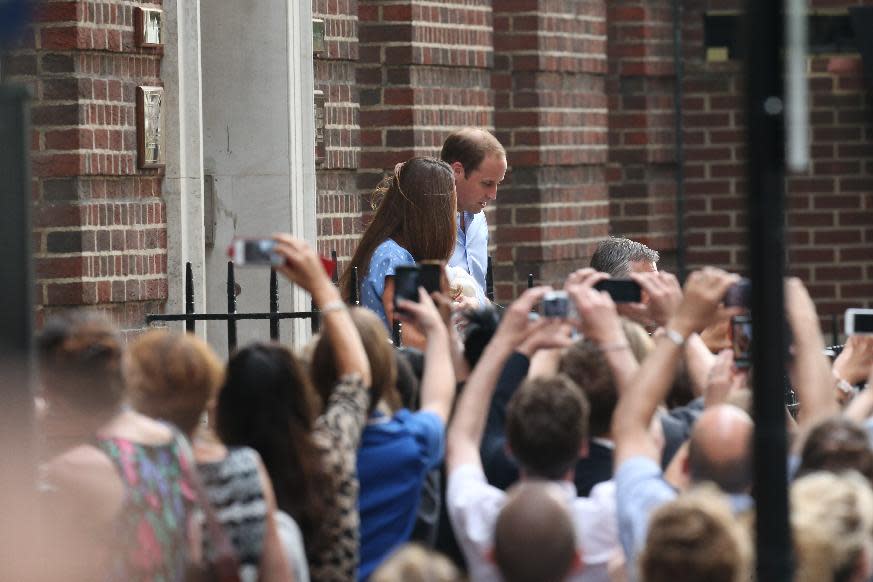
[162,0,207,335]
[200,0,316,355]
[287,0,319,345]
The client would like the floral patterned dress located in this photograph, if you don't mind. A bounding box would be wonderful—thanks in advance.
[97,431,199,582]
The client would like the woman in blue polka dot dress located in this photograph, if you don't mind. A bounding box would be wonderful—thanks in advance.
[340,157,456,347]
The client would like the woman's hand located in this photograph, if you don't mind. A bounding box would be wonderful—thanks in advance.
[833,335,873,386]
[271,234,338,305]
[396,288,450,339]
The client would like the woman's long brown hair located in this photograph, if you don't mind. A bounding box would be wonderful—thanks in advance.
[340,156,456,301]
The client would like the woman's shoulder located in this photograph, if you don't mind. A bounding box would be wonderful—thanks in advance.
[41,444,126,525]
[370,239,414,264]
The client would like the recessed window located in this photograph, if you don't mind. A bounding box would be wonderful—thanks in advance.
[704,12,856,62]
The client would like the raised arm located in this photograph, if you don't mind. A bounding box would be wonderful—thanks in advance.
[273,235,371,387]
[395,289,456,423]
[612,268,738,466]
[446,287,550,474]
[785,277,840,429]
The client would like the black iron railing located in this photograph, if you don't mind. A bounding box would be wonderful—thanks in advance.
[146,251,355,351]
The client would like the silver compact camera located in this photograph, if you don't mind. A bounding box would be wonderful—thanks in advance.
[541,290,571,318]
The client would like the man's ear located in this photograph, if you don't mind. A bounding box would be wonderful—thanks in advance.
[578,439,589,460]
[451,161,466,179]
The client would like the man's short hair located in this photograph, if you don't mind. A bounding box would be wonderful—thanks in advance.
[505,374,589,480]
[559,339,617,438]
[640,485,752,582]
[796,417,873,484]
[590,237,660,277]
[440,127,506,176]
[495,483,577,582]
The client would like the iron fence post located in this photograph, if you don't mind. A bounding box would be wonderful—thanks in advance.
[350,266,360,306]
[486,255,495,302]
[270,269,280,340]
[227,261,238,351]
[185,262,195,333]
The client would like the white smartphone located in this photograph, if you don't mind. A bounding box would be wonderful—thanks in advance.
[845,308,873,335]
[228,238,284,267]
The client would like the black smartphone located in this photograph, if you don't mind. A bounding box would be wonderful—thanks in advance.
[731,315,753,369]
[393,265,420,309]
[724,278,751,308]
[418,262,443,294]
[594,279,642,303]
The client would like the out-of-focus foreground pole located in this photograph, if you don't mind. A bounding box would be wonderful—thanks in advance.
[744,0,794,580]
[0,88,34,359]
[0,84,36,579]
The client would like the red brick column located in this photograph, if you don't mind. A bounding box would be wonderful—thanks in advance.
[606,0,679,262]
[314,0,363,264]
[354,0,495,263]
[491,0,610,299]
[8,0,166,332]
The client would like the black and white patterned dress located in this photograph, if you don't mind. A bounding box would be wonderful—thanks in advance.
[198,446,268,582]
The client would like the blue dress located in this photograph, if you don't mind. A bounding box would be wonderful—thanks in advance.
[361,239,415,329]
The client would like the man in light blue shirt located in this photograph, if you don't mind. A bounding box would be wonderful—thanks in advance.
[441,128,507,305]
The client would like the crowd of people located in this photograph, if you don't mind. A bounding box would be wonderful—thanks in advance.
[27,128,873,582]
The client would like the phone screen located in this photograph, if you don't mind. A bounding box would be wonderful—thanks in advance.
[229,238,282,267]
[731,315,753,368]
[393,265,420,309]
[418,263,443,294]
[853,313,873,333]
[594,279,642,303]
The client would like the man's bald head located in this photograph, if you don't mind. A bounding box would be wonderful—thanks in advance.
[494,482,578,582]
[688,405,754,493]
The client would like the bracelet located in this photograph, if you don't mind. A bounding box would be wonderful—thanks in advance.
[599,342,631,353]
[662,327,686,347]
[319,299,347,314]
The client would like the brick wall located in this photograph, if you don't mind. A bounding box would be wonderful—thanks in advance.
[323,0,612,302]
[355,0,496,278]
[491,0,610,298]
[7,0,166,333]
[677,0,873,324]
[314,0,362,264]
[12,0,870,327]
[606,0,679,262]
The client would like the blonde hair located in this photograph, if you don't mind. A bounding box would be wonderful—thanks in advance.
[640,485,752,582]
[126,329,224,435]
[370,544,462,582]
[791,471,873,582]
